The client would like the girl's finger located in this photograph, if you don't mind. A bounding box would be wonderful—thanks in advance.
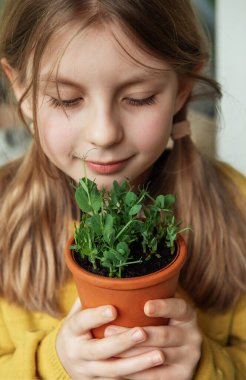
[67,305,117,335]
[102,344,187,365]
[144,298,195,322]
[141,325,185,347]
[86,349,165,378]
[80,327,147,360]
[98,378,122,380]
[120,344,199,365]
[106,324,185,348]
[104,325,128,337]
[101,336,186,364]
[125,362,186,380]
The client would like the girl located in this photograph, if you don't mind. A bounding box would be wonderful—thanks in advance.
[0,0,246,379]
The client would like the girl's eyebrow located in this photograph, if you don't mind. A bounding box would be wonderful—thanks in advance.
[40,76,82,90]
[40,70,170,90]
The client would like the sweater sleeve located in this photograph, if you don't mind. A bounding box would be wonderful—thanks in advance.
[194,295,246,380]
[37,321,71,380]
[0,310,70,380]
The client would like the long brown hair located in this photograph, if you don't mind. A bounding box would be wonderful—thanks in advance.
[0,0,245,316]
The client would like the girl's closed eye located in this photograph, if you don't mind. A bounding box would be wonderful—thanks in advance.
[48,97,83,109]
[125,94,156,106]
[47,95,156,109]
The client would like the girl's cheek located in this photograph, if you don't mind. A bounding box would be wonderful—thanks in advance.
[130,112,172,150]
[38,113,75,157]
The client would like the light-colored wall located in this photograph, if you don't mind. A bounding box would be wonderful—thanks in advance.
[216,0,246,176]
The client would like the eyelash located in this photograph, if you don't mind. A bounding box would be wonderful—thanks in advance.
[48,97,82,108]
[125,95,156,106]
[48,95,156,109]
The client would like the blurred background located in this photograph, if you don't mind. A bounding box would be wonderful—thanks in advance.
[0,0,245,175]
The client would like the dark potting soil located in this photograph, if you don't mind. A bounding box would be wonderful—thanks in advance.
[73,241,177,278]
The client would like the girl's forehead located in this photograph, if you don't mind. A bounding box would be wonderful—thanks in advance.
[40,21,172,80]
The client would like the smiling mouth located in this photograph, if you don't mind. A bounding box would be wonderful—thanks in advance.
[85,158,131,175]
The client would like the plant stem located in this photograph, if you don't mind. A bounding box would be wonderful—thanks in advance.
[115,219,134,240]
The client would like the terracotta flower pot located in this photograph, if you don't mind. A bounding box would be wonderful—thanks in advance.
[65,234,187,338]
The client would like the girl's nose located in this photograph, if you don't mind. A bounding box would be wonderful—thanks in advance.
[86,107,124,148]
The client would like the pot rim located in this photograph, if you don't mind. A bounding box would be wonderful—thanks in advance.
[65,234,187,290]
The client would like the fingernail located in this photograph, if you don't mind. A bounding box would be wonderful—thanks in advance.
[131,328,145,342]
[146,302,155,316]
[150,351,164,366]
[102,307,114,318]
[105,326,118,336]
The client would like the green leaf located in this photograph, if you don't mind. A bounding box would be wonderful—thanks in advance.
[129,204,142,216]
[116,242,130,256]
[103,214,115,243]
[154,195,165,209]
[119,179,129,192]
[125,192,138,207]
[101,249,118,266]
[75,185,91,212]
[112,180,121,194]
[164,194,176,208]
[70,244,78,250]
[91,214,102,235]
[149,237,157,252]
[105,214,113,231]
[90,189,102,212]
[79,177,90,192]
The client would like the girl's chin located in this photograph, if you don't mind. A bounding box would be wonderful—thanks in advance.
[72,174,122,188]
[73,174,138,191]
[90,176,128,190]
[72,169,151,190]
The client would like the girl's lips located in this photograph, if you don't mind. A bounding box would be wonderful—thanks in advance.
[85,158,130,175]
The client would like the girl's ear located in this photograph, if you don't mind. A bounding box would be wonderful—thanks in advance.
[174,63,203,116]
[1,58,33,120]
[174,79,194,115]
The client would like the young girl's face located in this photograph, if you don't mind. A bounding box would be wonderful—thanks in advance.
[36,22,188,189]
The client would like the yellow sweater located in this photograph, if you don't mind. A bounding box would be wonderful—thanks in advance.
[0,164,246,380]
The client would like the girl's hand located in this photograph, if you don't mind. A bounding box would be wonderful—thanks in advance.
[56,299,165,379]
[105,298,202,380]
